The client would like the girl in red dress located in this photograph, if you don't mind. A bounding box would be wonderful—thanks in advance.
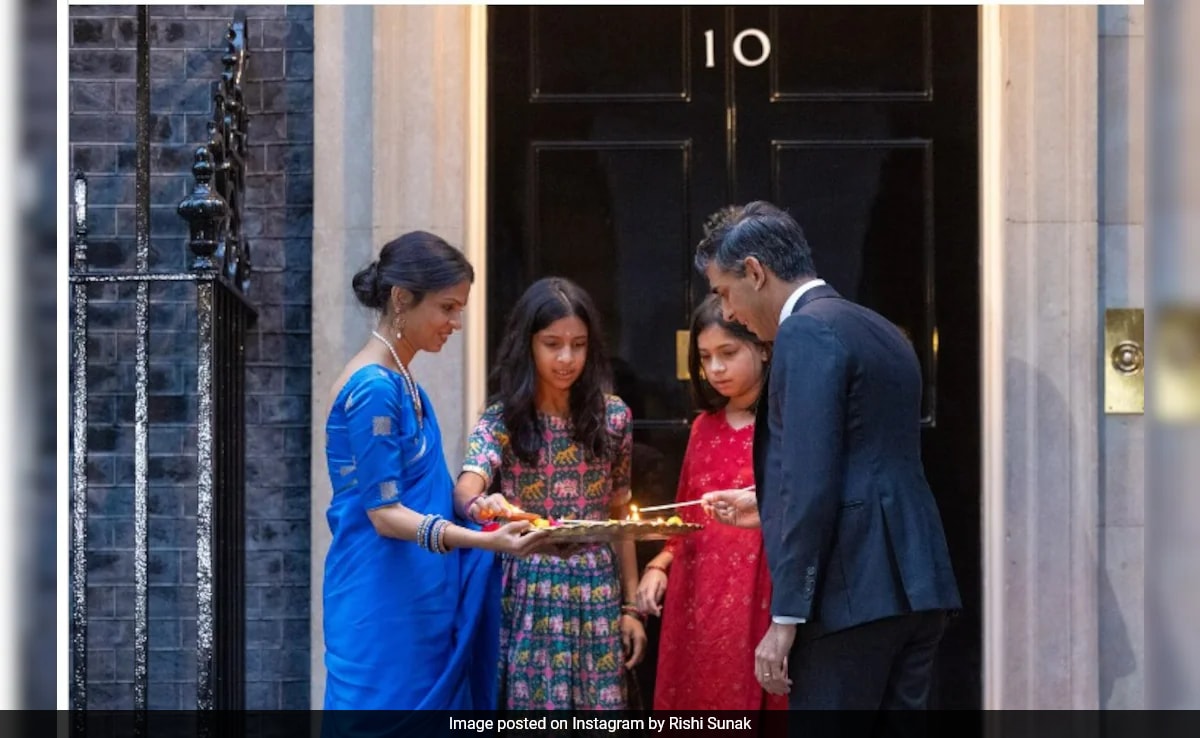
[635,295,788,711]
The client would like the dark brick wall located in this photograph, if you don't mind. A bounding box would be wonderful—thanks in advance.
[69,4,313,709]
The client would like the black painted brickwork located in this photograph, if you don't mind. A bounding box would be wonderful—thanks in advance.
[69,4,314,709]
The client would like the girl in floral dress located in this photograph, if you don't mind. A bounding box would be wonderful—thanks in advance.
[453,276,647,710]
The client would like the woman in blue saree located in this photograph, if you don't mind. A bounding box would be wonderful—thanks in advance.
[321,232,545,715]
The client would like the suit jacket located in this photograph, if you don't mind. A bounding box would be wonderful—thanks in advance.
[753,283,961,638]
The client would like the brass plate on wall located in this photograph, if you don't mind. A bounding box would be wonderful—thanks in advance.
[1105,308,1144,414]
[1153,305,1200,422]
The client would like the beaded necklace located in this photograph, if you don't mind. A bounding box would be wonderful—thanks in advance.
[371,329,424,432]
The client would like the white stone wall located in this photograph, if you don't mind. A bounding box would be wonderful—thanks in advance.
[309,5,478,706]
[983,5,1101,709]
[1098,4,1145,710]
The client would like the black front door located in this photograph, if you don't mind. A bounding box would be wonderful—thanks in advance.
[487,5,980,709]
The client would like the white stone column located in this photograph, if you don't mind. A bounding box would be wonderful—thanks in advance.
[309,5,478,706]
[981,5,1101,709]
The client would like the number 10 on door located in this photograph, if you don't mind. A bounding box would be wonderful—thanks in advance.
[704,28,772,68]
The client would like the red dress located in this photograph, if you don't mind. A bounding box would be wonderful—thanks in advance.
[653,410,788,711]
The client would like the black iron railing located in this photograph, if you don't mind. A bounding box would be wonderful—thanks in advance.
[69,6,255,711]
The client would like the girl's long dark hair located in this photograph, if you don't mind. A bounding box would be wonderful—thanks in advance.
[489,277,614,465]
[689,294,770,413]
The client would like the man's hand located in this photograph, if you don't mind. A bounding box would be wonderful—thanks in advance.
[701,488,761,529]
[754,622,796,695]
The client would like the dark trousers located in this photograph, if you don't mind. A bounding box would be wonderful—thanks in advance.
[784,610,947,737]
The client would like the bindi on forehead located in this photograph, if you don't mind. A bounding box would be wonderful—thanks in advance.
[539,315,588,339]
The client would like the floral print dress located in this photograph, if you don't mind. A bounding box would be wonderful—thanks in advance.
[463,395,633,710]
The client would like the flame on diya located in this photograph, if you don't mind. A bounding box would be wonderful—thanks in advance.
[626,503,684,526]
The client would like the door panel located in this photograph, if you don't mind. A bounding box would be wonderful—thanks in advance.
[529,7,692,101]
[769,6,932,100]
[488,5,980,709]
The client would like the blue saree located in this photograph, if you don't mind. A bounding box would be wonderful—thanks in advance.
[321,365,501,712]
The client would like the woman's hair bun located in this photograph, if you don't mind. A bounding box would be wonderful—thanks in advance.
[351,261,384,309]
[351,231,475,314]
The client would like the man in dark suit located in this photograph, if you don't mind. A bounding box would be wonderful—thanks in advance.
[697,202,961,713]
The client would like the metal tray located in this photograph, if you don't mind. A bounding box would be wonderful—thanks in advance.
[529,519,704,544]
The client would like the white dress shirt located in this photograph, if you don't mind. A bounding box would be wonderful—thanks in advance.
[771,278,825,626]
[778,278,827,325]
